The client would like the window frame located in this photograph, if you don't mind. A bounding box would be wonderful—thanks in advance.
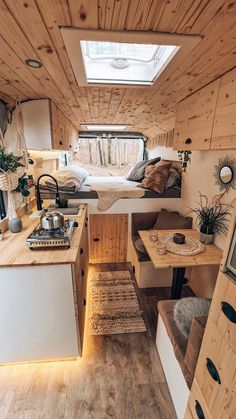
[61,28,202,88]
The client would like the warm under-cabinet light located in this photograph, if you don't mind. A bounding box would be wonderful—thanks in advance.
[81,124,130,131]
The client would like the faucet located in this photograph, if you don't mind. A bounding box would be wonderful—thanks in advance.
[36,174,61,211]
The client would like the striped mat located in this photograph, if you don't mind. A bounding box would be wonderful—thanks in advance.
[88,270,147,335]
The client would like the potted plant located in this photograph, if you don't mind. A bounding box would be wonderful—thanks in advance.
[16,174,34,214]
[187,192,231,244]
[0,144,25,232]
[0,144,23,191]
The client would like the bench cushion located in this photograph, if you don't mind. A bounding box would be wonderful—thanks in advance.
[157,300,207,389]
[157,300,190,389]
[153,208,193,230]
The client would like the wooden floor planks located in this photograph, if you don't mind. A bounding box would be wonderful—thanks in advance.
[0,262,194,419]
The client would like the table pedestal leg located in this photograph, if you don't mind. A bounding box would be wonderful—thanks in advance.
[171,267,186,299]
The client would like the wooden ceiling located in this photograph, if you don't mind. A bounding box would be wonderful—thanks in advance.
[0,0,236,141]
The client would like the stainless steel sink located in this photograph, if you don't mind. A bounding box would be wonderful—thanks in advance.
[57,206,81,215]
[30,204,82,218]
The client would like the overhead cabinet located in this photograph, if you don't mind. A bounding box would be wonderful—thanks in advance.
[174,67,236,150]
[21,99,78,151]
[211,69,236,149]
[174,79,221,150]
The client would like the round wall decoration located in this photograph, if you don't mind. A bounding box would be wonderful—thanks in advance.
[213,155,236,193]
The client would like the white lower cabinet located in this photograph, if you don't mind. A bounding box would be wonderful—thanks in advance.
[0,264,79,363]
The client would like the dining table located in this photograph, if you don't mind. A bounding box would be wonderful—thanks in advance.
[138,229,223,299]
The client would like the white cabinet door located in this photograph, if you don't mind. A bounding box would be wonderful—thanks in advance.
[21,99,52,150]
[0,264,79,363]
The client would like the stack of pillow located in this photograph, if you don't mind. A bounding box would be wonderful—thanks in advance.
[42,164,89,193]
[127,158,180,193]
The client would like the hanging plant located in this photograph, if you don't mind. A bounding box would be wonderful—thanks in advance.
[15,175,32,197]
[0,145,24,192]
[0,145,23,173]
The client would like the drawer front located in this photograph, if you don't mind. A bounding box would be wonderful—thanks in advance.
[185,379,212,419]
[209,271,236,351]
[195,318,236,419]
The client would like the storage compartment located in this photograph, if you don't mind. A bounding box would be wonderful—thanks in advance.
[209,271,236,351]
[195,318,236,419]
[184,379,212,419]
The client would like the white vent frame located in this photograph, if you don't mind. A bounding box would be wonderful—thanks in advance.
[61,29,202,88]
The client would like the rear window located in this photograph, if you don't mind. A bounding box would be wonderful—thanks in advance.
[77,135,145,176]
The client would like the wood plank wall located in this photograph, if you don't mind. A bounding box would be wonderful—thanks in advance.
[147,129,175,150]
[0,1,236,144]
[50,101,79,152]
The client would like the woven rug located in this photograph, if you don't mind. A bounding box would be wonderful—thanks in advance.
[88,270,147,335]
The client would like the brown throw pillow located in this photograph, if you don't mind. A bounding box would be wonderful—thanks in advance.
[140,160,172,193]
[153,208,192,230]
[127,157,161,182]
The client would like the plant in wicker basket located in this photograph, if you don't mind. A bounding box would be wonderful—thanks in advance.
[0,145,23,191]
[187,192,231,244]
[0,144,25,232]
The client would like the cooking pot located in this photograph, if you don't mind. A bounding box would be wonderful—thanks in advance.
[40,207,65,230]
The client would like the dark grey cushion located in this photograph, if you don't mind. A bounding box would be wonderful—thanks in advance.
[127,157,161,182]
[134,238,148,255]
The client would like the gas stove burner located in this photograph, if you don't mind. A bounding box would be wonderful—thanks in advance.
[26,219,77,249]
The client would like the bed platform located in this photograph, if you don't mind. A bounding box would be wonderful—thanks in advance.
[41,176,181,200]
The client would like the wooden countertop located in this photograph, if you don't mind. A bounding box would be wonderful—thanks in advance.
[139,229,223,269]
[0,205,87,267]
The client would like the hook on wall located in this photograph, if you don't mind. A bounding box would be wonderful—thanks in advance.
[178,150,192,172]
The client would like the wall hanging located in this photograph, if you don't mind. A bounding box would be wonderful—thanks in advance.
[213,155,236,193]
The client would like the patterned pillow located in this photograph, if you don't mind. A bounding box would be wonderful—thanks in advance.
[140,160,172,193]
[127,157,161,182]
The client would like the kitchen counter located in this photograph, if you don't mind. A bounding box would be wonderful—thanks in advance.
[0,203,89,363]
[0,204,87,267]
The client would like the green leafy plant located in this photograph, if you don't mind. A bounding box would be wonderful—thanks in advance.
[187,192,231,236]
[16,175,31,197]
[0,145,23,173]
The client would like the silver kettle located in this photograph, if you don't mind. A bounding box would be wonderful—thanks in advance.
[40,207,65,230]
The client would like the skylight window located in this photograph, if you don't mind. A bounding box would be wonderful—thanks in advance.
[61,29,202,87]
[80,41,178,85]
[81,124,130,131]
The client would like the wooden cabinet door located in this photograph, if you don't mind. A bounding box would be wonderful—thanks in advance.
[174,79,220,150]
[184,379,212,419]
[194,318,236,419]
[72,215,89,355]
[89,214,128,263]
[211,67,236,149]
[209,271,236,352]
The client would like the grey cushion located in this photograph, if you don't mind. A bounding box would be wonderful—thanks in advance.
[166,168,180,189]
[134,238,148,255]
[174,297,211,339]
[127,157,161,182]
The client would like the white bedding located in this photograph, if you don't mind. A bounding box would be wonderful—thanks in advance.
[83,176,144,210]
[83,176,141,190]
